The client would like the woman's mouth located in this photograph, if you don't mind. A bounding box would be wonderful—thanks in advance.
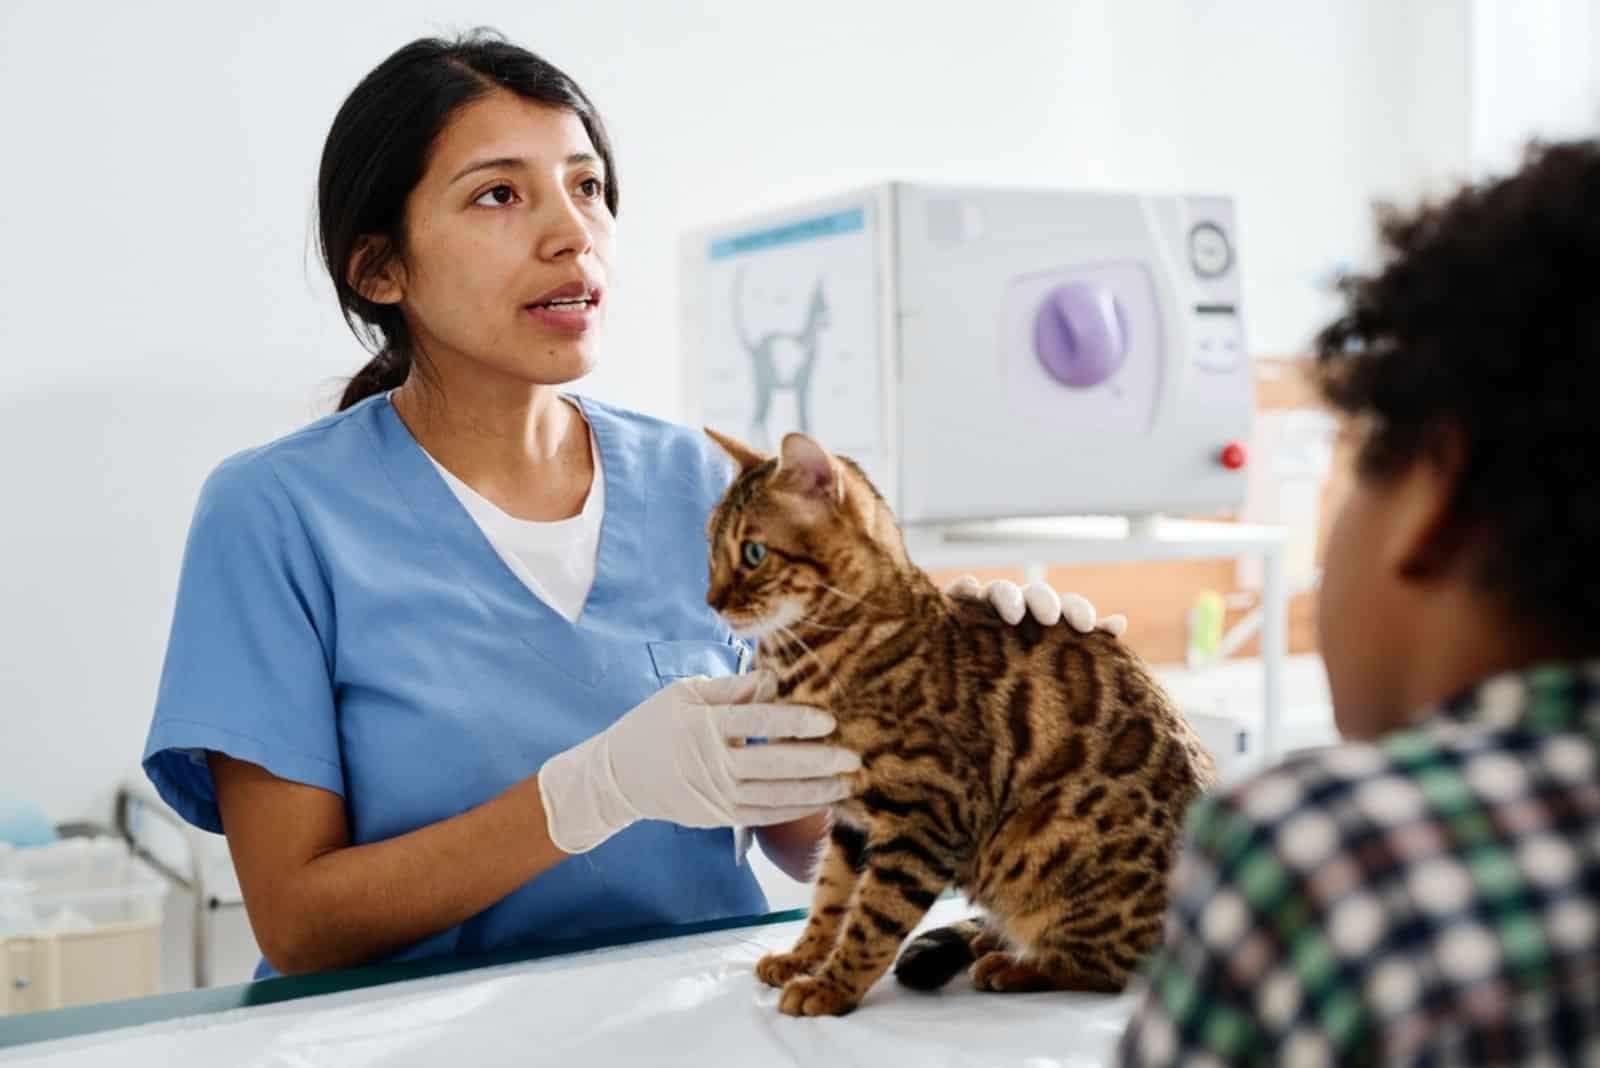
[525,285,601,334]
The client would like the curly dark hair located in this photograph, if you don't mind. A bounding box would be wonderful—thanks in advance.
[1313,139,1600,647]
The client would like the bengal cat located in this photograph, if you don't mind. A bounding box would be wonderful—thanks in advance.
[703,428,1216,1017]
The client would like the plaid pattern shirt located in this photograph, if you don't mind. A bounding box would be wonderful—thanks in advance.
[1115,662,1600,1066]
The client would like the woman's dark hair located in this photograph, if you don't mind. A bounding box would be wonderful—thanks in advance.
[319,29,618,411]
[1314,139,1600,645]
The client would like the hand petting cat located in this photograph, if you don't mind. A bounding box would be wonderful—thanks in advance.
[943,575,1129,638]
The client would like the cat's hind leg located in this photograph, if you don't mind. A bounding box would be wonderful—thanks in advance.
[892,917,1001,991]
[756,819,866,987]
[971,949,1127,994]
[971,884,1148,994]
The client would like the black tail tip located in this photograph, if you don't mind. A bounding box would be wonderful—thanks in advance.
[893,926,976,992]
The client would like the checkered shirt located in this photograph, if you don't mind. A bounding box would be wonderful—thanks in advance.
[1115,662,1600,1067]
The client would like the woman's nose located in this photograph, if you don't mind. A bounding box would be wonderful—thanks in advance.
[536,191,592,262]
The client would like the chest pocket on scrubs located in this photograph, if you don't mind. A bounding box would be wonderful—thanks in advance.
[646,638,749,683]
[648,638,754,847]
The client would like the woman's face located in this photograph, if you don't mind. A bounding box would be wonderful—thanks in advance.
[374,90,615,387]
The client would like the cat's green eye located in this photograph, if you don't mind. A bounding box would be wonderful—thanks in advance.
[741,540,767,568]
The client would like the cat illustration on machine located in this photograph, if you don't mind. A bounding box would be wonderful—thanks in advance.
[733,268,830,452]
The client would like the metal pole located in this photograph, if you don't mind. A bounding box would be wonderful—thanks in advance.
[1260,544,1289,761]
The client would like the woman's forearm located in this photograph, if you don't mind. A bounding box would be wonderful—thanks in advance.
[290,777,568,972]
[212,754,569,975]
[754,811,830,883]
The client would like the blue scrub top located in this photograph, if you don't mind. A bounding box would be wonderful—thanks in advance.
[142,393,768,978]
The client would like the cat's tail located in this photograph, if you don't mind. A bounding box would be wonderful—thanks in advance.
[893,918,989,991]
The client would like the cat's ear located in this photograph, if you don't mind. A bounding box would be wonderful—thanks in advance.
[704,427,765,474]
[776,432,842,504]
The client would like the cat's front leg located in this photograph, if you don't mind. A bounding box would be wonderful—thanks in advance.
[778,845,948,1016]
[756,819,866,987]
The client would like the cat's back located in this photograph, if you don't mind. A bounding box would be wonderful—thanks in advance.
[942,594,1215,807]
[944,593,1168,717]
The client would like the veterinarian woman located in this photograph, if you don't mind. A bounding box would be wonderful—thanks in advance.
[141,30,1122,980]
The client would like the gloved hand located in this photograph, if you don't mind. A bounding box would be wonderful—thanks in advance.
[537,672,860,855]
[944,575,1129,638]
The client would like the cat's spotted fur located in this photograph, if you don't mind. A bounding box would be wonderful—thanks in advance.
[704,429,1216,1017]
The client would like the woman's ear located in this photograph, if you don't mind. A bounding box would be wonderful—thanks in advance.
[348,236,404,305]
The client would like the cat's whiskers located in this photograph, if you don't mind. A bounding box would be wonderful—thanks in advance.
[775,623,845,703]
[755,624,797,673]
[815,581,870,607]
[771,626,806,668]
[792,614,850,633]
[815,581,895,623]
[777,626,838,693]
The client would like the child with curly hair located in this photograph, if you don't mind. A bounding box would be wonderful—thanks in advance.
[1118,140,1600,1066]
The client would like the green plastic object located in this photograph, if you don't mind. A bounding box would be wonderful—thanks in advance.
[1188,590,1225,661]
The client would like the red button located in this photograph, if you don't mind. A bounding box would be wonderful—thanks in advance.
[1220,441,1248,470]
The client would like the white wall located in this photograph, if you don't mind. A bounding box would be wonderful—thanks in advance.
[1469,0,1600,176]
[2,0,1479,825]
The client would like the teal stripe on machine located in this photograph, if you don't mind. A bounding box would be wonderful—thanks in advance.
[709,207,865,260]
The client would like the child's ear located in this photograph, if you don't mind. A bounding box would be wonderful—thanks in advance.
[1387,422,1474,583]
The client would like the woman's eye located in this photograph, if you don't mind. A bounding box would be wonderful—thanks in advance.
[741,540,767,568]
[474,184,517,207]
[578,177,603,199]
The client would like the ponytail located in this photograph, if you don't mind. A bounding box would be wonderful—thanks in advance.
[338,348,411,411]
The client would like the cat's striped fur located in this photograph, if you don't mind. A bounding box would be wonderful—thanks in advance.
[705,429,1216,1017]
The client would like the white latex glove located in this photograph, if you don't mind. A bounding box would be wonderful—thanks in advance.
[944,575,1128,638]
[537,672,860,855]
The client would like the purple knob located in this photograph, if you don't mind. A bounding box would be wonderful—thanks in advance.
[1033,281,1127,387]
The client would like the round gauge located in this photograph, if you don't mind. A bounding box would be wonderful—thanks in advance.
[1188,222,1232,278]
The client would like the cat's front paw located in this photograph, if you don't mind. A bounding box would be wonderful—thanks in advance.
[777,974,860,1017]
[756,950,821,988]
